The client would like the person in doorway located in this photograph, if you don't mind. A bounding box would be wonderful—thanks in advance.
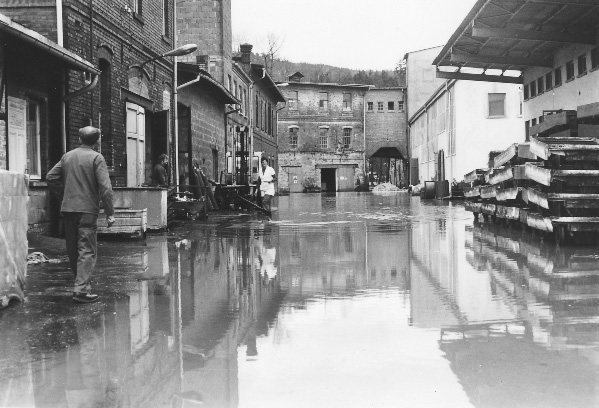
[152,154,169,186]
[46,126,115,303]
[259,158,277,218]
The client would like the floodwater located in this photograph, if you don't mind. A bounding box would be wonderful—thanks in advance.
[3,192,599,407]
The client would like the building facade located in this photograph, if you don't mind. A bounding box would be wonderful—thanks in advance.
[1,0,177,233]
[277,74,369,194]
[409,80,524,187]
[364,87,408,187]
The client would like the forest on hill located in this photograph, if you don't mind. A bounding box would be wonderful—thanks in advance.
[252,53,406,88]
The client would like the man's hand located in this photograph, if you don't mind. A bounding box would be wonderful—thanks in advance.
[107,215,116,227]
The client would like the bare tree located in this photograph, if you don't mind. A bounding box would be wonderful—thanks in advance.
[263,32,284,73]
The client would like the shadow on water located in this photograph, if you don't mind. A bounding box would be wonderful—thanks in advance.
[2,193,599,407]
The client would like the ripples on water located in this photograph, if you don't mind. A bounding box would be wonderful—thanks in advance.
[3,192,599,408]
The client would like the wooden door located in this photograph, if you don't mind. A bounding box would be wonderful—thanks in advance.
[337,166,355,192]
[126,102,145,187]
[288,167,303,193]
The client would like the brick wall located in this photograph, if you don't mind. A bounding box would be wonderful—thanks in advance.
[177,0,232,86]
[0,0,58,42]
[365,89,407,148]
[178,86,226,181]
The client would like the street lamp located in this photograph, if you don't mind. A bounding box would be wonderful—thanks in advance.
[140,43,197,70]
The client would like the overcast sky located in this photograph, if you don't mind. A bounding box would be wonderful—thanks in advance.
[231,0,478,71]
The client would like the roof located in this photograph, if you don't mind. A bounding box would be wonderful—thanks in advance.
[178,63,239,104]
[283,81,373,90]
[250,64,286,103]
[0,13,99,74]
[433,0,599,84]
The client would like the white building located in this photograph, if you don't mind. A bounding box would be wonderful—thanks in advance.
[409,79,524,186]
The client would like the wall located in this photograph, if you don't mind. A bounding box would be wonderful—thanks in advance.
[410,80,524,185]
[523,43,599,123]
[277,82,367,193]
[178,85,226,181]
[177,0,232,86]
[406,46,445,119]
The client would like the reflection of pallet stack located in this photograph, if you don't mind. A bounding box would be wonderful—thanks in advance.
[464,106,599,244]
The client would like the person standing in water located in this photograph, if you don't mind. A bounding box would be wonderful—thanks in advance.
[259,158,277,218]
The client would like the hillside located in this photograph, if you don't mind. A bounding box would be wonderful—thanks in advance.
[253,54,406,88]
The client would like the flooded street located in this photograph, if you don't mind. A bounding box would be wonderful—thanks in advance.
[4,192,599,407]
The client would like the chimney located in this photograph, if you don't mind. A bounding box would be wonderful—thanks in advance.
[196,55,209,71]
[240,43,253,66]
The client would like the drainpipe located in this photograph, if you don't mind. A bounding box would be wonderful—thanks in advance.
[56,0,63,46]
[249,68,266,184]
[62,74,99,152]
[363,88,368,189]
[276,101,286,175]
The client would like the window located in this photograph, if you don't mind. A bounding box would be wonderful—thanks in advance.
[255,94,259,124]
[162,0,169,36]
[531,118,537,127]
[377,102,384,111]
[233,80,238,98]
[319,128,328,149]
[592,48,599,70]
[289,127,298,149]
[367,101,374,111]
[545,72,553,90]
[288,91,298,110]
[566,60,575,81]
[388,101,395,111]
[488,93,506,117]
[99,58,112,165]
[537,77,544,94]
[554,67,562,86]
[524,84,530,100]
[578,53,587,76]
[343,93,352,111]
[398,101,404,112]
[26,101,40,177]
[530,81,537,98]
[342,128,352,148]
[239,85,243,113]
[227,75,232,91]
[319,92,328,110]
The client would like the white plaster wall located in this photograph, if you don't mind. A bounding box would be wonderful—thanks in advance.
[523,43,599,122]
[406,46,445,119]
[452,81,525,181]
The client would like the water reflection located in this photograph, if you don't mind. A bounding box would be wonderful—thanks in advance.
[4,194,599,407]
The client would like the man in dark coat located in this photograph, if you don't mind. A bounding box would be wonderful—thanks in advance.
[152,154,169,186]
[46,126,115,303]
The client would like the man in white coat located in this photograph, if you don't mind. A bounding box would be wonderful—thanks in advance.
[259,158,277,218]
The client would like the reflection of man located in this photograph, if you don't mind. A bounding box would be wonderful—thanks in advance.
[152,154,169,186]
[46,126,115,303]
[259,159,277,218]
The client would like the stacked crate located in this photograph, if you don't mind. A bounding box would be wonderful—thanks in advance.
[465,143,537,225]
[0,170,28,307]
[525,109,599,244]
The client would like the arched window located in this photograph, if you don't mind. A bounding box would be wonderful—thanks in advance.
[99,58,112,164]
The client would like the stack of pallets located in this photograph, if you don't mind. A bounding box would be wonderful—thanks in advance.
[465,106,599,244]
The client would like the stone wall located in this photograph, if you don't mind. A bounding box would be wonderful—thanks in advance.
[0,170,28,307]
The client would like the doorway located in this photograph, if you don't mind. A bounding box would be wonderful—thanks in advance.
[287,167,303,193]
[126,102,146,187]
[321,168,336,192]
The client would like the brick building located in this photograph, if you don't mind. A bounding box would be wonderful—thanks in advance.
[1,0,177,233]
[277,73,370,194]
[176,63,237,185]
[364,87,408,187]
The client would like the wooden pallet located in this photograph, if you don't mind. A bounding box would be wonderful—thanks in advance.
[98,208,147,239]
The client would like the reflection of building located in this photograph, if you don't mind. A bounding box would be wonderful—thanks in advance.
[278,220,409,300]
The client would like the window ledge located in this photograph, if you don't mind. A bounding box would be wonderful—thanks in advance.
[577,72,587,78]
[554,83,562,88]
[133,12,144,24]
[161,35,171,45]
[566,77,575,83]
[487,115,507,119]
[591,66,599,73]
[29,180,46,188]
